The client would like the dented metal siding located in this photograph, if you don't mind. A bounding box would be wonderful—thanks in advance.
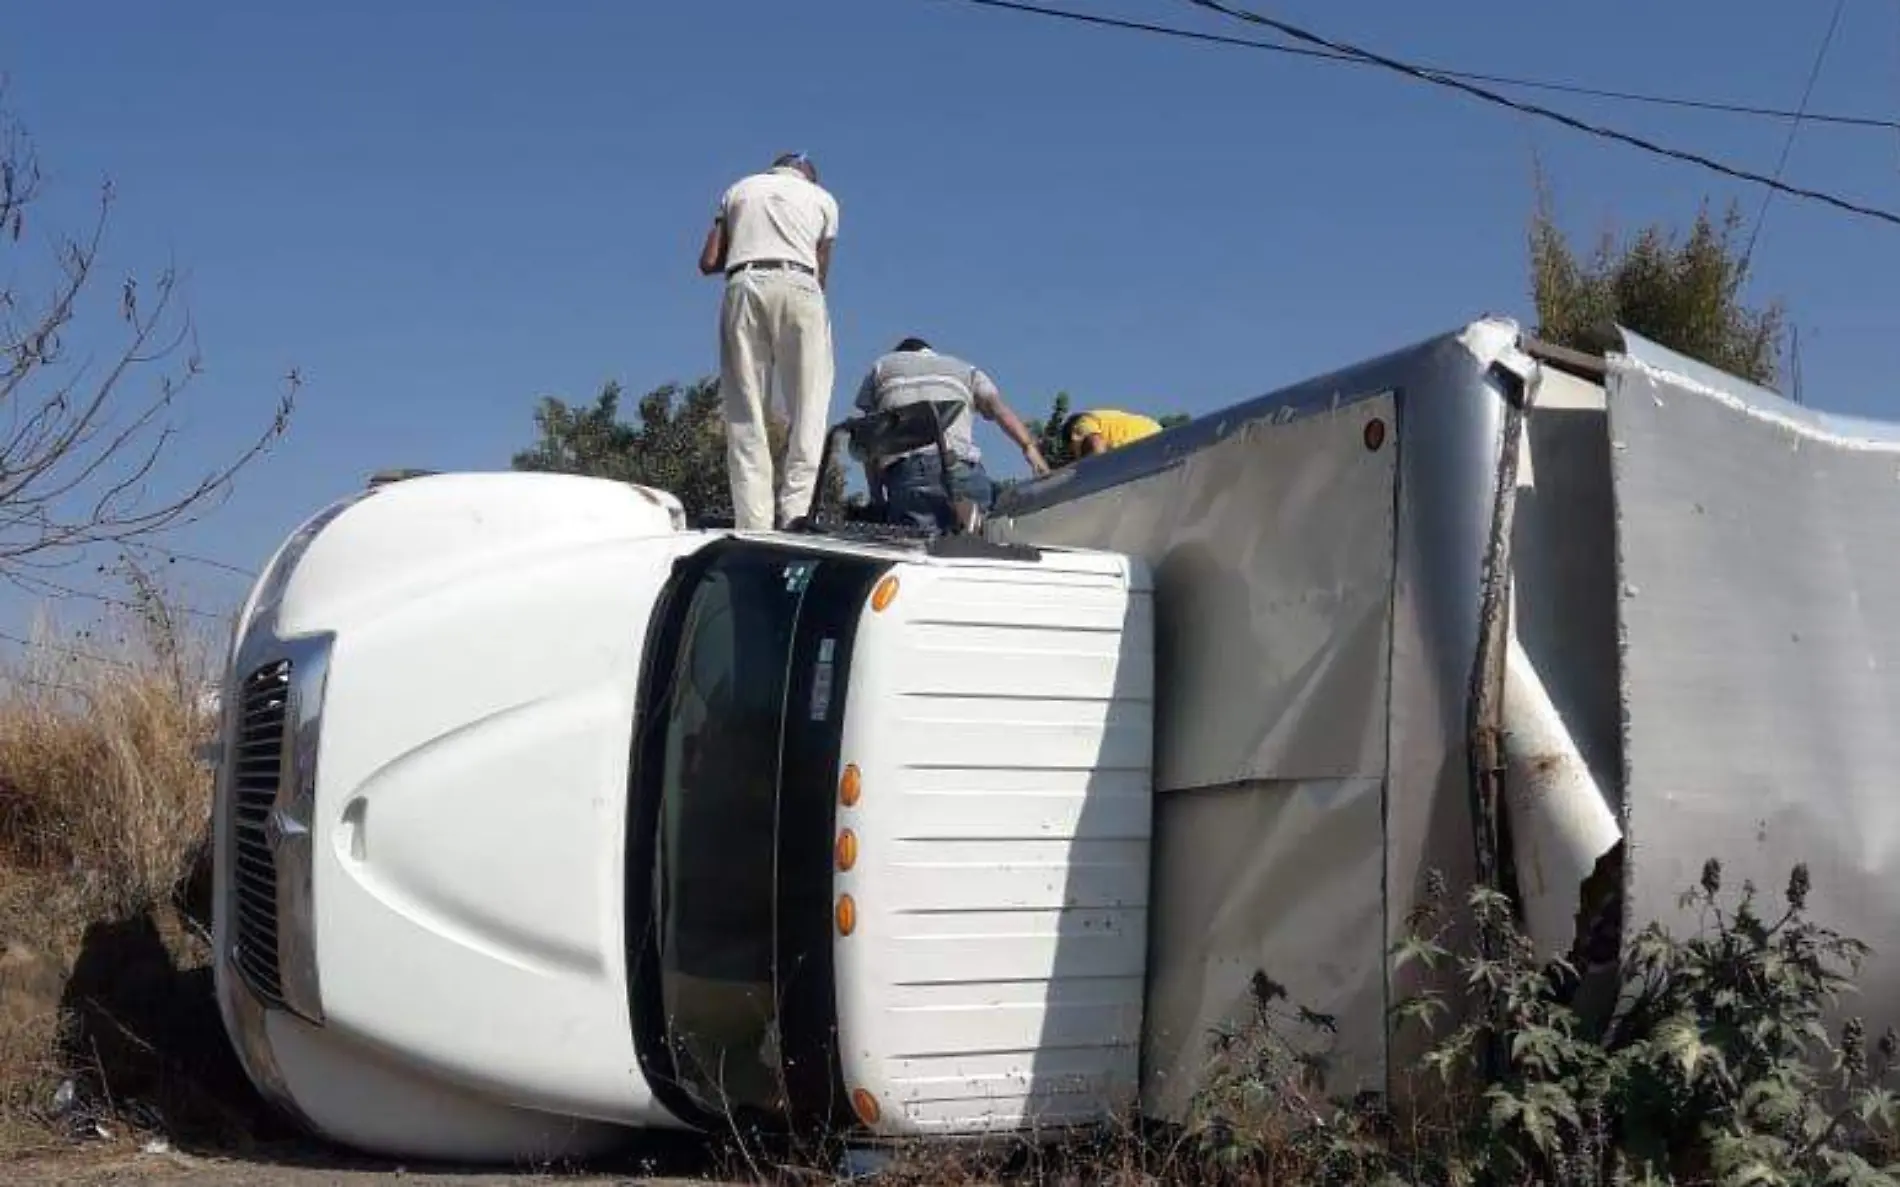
[1609,330,1900,1048]
[992,319,1524,1112]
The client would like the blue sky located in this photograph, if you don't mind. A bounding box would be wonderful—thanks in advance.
[5,0,1900,636]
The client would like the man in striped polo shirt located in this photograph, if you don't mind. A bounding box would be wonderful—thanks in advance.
[853,337,1049,531]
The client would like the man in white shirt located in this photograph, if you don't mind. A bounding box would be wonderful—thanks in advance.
[698,152,840,531]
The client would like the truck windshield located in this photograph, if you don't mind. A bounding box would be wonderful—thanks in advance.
[630,541,883,1130]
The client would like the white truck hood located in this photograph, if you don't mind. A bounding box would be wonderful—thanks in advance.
[219,472,703,1155]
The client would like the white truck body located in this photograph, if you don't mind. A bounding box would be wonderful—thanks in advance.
[215,313,1900,1159]
[212,471,1153,1158]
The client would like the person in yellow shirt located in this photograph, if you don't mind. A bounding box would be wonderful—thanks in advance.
[1065,408,1164,459]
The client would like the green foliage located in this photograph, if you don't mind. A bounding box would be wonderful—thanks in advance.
[512,377,843,525]
[1188,861,1899,1187]
[1530,187,1785,388]
[1027,392,1078,471]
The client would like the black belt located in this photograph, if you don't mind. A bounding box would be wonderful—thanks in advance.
[883,451,972,474]
[727,259,814,278]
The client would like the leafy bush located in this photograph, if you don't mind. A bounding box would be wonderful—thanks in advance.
[1188,862,1898,1187]
[1529,183,1784,388]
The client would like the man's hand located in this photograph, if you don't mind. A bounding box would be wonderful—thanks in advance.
[977,383,1050,478]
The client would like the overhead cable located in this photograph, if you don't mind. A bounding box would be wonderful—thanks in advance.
[942,0,1900,131]
[1173,0,1900,228]
[8,574,230,623]
[121,540,256,578]
[0,628,144,672]
[1742,0,1849,267]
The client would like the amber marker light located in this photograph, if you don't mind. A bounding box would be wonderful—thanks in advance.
[840,764,862,807]
[871,574,900,612]
[836,894,857,936]
[836,829,858,871]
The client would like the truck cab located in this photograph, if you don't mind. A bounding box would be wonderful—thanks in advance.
[213,470,1154,1160]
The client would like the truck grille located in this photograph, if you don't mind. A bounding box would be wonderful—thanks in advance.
[230,660,291,1006]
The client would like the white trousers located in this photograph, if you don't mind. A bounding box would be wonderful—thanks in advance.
[719,268,834,530]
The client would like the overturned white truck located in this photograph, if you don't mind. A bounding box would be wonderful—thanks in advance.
[211,315,1900,1160]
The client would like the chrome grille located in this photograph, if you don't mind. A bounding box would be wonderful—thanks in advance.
[231,660,290,1006]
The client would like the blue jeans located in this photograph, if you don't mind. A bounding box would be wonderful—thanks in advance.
[881,453,995,531]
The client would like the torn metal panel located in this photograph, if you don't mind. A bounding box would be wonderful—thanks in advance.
[1502,631,1620,965]
[1504,364,1625,965]
[1509,370,1622,807]
[1609,329,1900,1046]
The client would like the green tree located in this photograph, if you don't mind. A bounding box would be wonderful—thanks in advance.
[512,377,844,526]
[1028,391,1078,470]
[1530,188,1785,387]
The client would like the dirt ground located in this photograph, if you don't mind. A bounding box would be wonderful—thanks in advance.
[4,1139,742,1186]
[7,1149,707,1185]
[1,1123,740,1186]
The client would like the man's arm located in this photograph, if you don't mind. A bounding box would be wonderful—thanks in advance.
[698,219,727,276]
[973,375,1050,477]
[816,192,838,290]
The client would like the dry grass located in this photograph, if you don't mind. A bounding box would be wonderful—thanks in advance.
[0,655,212,918]
[0,580,228,1159]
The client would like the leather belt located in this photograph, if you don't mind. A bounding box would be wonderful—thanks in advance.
[728,259,814,278]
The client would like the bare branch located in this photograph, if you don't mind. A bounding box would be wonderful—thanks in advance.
[0,94,295,574]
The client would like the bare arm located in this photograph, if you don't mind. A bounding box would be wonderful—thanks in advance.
[975,384,1049,477]
[698,220,726,276]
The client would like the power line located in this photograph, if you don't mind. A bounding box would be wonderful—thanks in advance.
[942,0,1900,131]
[0,628,144,672]
[120,540,256,578]
[4,676,93,698]
[1742,0,1848,268]
[8,575,230,623]
[1173,0,1900,229]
